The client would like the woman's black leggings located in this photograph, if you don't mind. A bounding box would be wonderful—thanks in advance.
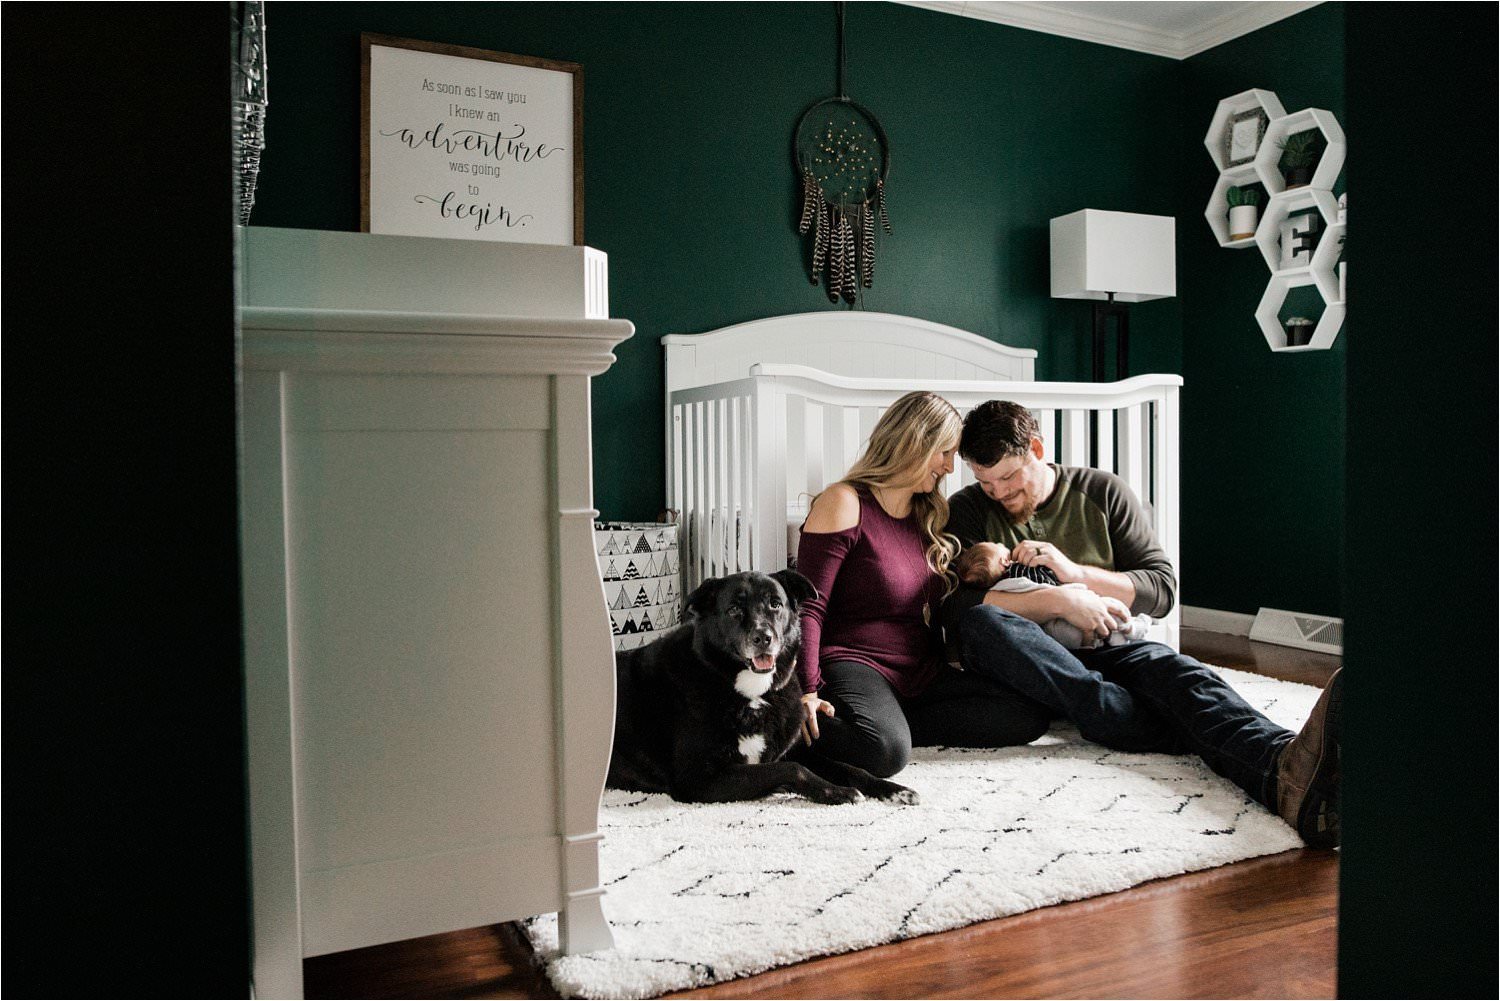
[811,660,1053,778]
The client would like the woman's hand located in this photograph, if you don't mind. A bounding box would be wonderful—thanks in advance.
[800,692,836,745]
[1053,587,1133,642]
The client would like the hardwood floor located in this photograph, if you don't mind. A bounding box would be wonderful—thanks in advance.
[304,630,1341,1000]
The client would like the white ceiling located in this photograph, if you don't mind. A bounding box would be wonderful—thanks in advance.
[894,1,1324,59]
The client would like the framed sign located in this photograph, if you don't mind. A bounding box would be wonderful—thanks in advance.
[1225,108,1268,168]
[361,33,582,244]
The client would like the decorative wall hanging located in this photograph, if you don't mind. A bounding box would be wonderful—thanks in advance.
[793,4,891,304]
[361,33,582,244]
[231,3,268,225]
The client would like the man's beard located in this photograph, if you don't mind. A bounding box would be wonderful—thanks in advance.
[1005,494,1037,525]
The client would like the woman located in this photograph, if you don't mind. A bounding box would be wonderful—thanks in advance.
[796,391,1051,778]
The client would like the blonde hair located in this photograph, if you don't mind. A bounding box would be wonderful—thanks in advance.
[835,391,963,592]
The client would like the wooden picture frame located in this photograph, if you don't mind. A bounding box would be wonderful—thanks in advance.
[361,33,583,244]
[1225,108,1268,168]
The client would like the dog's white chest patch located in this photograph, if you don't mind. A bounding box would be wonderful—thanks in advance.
[738,733,767,764]
[734,668,774,708]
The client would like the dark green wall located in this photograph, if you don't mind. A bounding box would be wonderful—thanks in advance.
[4,7,249,993]
[1340,6,1497,995]
[252,1,1183,521]
[1179,3,1346,617]
[254,3,1360,617]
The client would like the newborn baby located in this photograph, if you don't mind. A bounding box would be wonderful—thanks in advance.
[954,542,1150,649]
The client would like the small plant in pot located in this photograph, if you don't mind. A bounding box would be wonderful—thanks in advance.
[1226,185,1261,240]
[1278,131,1320,188]
[1284,316,1315,346]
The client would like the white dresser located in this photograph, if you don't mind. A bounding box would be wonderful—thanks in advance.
[238,228,632,999]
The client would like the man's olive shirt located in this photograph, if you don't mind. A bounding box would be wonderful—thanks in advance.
[940,464,1177,652]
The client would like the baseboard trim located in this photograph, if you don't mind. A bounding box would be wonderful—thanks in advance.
[1181,605,1255,636]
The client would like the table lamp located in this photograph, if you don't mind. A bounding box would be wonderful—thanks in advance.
[1050,210,1176,380]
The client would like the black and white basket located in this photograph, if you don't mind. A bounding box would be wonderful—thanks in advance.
[596,521,680,652]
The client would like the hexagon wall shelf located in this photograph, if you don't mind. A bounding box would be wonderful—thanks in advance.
[1254,108,1346,197]
[1256,271,1346,352]
[1311,215,1346,305]
[1203,89,1286,250]
[1207,89,1347,352]
[1254,187,1340,275]
[1205,166,1262,248]
[1204,89,1287,173]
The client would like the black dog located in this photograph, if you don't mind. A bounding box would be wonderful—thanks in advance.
[608,568,918,805]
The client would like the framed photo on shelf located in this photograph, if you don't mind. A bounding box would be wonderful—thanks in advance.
[1225,108,1269,167]
[361,33,583,244]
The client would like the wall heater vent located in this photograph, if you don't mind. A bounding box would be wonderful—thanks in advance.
[1249,607,1344,656]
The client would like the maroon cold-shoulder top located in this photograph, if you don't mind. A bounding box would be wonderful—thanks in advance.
[796,488,946,698]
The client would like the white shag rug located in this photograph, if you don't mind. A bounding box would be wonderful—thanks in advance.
[524,667,1319,999]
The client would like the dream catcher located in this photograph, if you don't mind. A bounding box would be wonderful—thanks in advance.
[232,2,269,225]
[794,4,891,304]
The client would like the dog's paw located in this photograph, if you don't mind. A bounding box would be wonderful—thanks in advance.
[809,784,865,805]
[869,781,920,805]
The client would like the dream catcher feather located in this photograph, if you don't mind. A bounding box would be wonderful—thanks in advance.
[794,5,891,305]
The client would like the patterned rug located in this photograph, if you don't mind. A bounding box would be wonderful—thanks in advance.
[523,668,1319,999]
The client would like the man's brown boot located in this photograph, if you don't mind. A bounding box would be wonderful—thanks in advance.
[1275,668,1342,849]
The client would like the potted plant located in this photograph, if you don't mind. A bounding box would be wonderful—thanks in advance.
[1226,185,1260,240]
[1285,316,1315,346]
[1278,131,1319,188]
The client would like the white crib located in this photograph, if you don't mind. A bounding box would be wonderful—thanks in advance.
[662,311,1184,649]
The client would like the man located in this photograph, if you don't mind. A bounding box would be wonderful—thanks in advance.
[942,401,1341,848]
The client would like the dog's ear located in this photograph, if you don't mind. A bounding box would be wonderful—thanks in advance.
[683,577,725,620]
[771,569,818,610]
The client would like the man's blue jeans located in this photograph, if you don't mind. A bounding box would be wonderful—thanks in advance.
[959,604,1294,808]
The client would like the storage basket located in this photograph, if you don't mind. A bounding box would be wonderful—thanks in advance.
[595,520,681,652]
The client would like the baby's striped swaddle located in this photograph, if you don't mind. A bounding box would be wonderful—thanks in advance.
[1001,562,1062,587]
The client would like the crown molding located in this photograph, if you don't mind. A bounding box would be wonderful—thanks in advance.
[1174,1,1325,57]
[891,1,1325,60]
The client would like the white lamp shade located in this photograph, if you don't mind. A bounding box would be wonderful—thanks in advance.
[1050,209,1177,302]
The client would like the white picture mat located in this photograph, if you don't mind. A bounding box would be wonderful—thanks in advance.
[367,42,575,244]
[1229,116,1261,160]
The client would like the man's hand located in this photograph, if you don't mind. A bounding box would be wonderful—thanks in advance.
[800,692,836,745]
[1054,587,1133,642]
[1012,540,1084,584]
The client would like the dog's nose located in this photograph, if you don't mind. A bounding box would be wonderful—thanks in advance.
[753,629,773,650]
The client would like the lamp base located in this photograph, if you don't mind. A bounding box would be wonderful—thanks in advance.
[1092,298,1130,381]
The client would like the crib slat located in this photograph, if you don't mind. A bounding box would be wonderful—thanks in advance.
[1118,404,1146,501]
[1035,409,1057,462]
[1095,409,1114,473]
[719,398,731,575]
[705,401,717,579]
[952,402,972,494]
[1060,410,1089,466]
[841,407,861,477]
[729,396,740,571]
[694,401,708,587]
[741,395,754,570]
[859,406,880,457]
[822,402,846,489]
[669,405,682,519]
[722,398,732,575]
[785,393,805,524]
[686,401,698,587]
[803,398,823,503]
[753,380,785,574]
[951,451,970,494]
[681,402,695,590]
